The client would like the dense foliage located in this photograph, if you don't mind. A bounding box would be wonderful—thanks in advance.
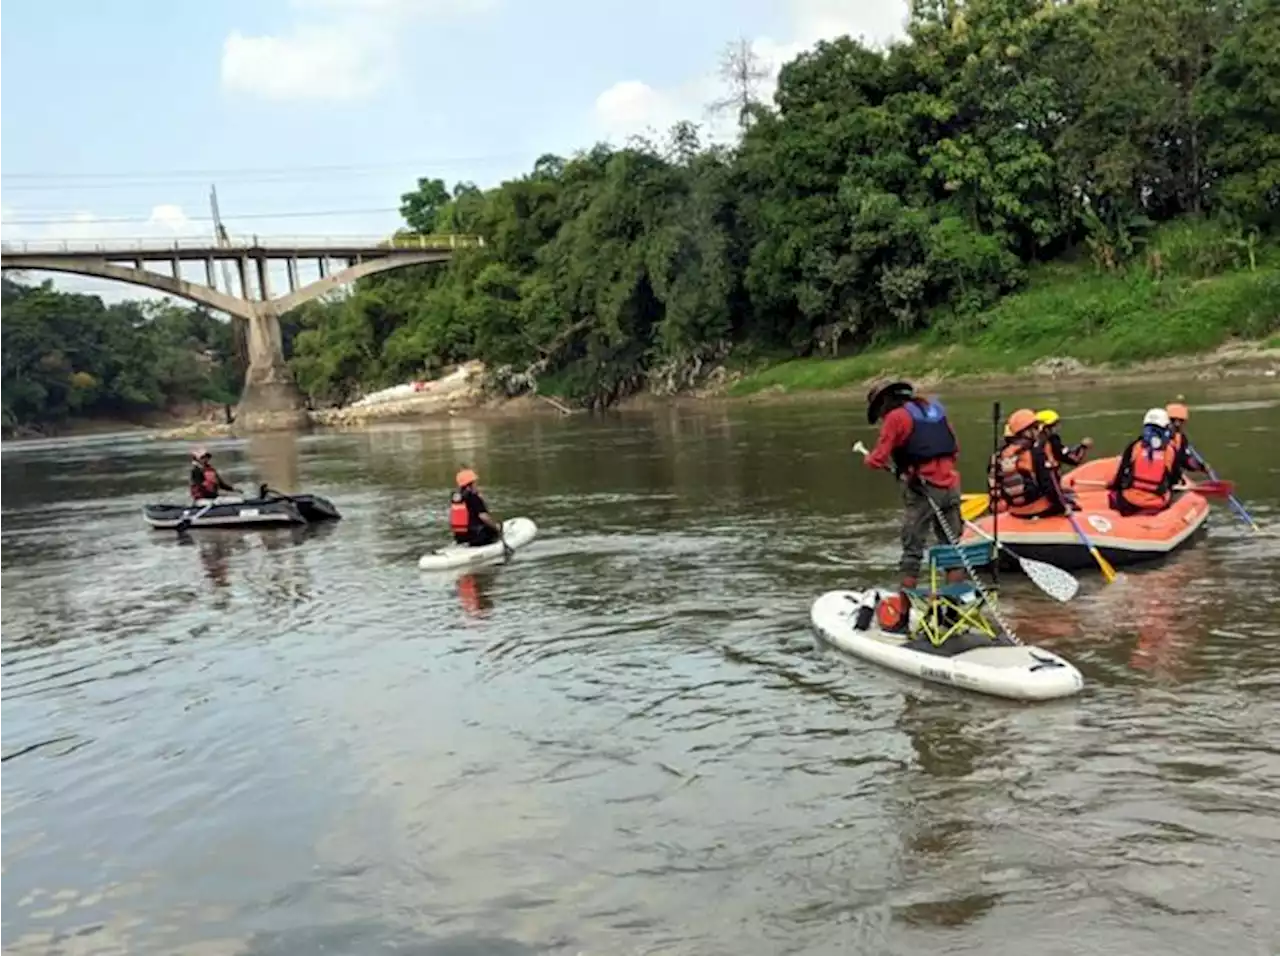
[288,0,1279,407]
[1,277,241,433]
[6,0,1279,424]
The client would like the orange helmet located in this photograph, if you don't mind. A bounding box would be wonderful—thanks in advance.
[1166,402,1189,421]
[455,468,478,488]
[1005,408,1039,436]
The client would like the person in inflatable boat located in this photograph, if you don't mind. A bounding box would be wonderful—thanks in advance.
[1035,408,1092,470]
[863,380,966,599]
[1165,401,1208,488]
[990,408,1073,518]
[1109,408,1178,516]
[449,468,502,547]
[189,447,239,501]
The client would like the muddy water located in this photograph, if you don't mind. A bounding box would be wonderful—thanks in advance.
[3,381,1279,955]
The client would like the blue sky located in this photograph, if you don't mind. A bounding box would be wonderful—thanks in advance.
[2,0,907,301]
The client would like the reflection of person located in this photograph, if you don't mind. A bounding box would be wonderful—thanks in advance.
[456,573,494,616]
[448,468,501,546]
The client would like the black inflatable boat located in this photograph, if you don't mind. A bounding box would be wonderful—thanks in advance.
[143,486,341,530]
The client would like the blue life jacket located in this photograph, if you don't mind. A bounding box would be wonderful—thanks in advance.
[891,398,958,475]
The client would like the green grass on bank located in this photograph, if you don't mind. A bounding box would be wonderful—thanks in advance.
[730,221,1280,397]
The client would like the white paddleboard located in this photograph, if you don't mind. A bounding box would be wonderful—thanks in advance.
[810,589,1084,701]
[417,517,539,571]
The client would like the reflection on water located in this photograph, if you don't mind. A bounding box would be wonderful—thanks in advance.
[3,381,1280,955]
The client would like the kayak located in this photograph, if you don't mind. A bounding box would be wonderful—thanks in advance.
[962,456,1210,571]
[417,517,539,571]
[811,589,1084,701]
[143,492,341,530]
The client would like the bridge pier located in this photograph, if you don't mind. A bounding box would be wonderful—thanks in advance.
[237,304,308,431]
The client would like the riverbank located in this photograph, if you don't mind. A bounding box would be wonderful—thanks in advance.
[720,338,1280,407]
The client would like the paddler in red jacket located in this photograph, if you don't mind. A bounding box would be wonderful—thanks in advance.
[862,381,966,594]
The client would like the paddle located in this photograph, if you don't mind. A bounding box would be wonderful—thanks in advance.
[1049,471,1117,584]
[960,494,990,521]
[1069,477,1237,498]
[175,489,242,533]
[1184,442,1258,532]
[961,520,1079,603]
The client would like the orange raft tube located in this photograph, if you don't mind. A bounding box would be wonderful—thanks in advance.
[961,456,1211,572]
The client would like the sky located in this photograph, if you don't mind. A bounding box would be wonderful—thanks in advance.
[1,0,909,303]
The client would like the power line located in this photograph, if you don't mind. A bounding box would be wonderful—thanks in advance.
[1,206,402,227]
[0,153,531,182]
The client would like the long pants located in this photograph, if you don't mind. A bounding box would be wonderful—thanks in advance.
[899,482,963,579]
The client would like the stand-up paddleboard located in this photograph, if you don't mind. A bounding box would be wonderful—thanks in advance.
[417,517,539,571]
[811,589,1084,701]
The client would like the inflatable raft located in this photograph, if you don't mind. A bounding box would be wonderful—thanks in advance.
[417,517,539,571]
[143,491,341,530]
[963,456,1210,571]
[811,589,1084,701]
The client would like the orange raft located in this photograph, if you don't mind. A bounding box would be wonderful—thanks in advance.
[962,456,1211,572]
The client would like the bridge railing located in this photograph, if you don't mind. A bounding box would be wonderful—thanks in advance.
[0,234,487,256]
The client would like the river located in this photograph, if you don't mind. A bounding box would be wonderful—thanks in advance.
[3,381,1279,955]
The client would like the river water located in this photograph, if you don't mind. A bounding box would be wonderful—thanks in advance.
[3,381,1280,956]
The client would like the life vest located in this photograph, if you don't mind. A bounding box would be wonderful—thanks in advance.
[190,463,219,499]
[1117,438,1175,509]
[890,399,958,476]
[990,438,1053,517]
[876,592,910,634]
[448,491,471,535]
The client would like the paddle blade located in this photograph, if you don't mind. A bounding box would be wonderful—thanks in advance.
[961,494,989,521]
[1018,555,1080,603]
[1187,479,1236,498]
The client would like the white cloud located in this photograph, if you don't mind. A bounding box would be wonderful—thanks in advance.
[593,0,911,144]
[221,0,493,103]
[221,22,392,102]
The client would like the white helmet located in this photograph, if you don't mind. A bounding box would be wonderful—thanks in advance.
[1143,407,1171,428]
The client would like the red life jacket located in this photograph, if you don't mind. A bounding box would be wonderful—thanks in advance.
[1118,439,1175,509]
[449,492,470,535]
[990,439,1054,517]
[190,463,219,499]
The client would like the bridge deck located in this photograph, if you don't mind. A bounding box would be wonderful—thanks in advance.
[0,234,484,263]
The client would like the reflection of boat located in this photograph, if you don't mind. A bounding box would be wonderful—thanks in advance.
[962,456,1210,571]
[143,490,342,530]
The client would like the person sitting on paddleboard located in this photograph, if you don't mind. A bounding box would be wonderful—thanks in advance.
[449,468,501,547]
[1108,408,1178,516]
[1035,409,1092,470]
[990,409,1072,518]
[1165,401,1208,488]
[189,447,238,501]
[862,380,966,602]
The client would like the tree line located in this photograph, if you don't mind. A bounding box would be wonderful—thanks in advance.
[290,0,1278,407]
[1,277,241,434]
[5,0,1278,425]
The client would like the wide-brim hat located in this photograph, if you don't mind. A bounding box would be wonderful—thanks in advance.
[865,380,914,424]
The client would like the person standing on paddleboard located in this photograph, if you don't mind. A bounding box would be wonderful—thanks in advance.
[449,469,502,547]
[862,381,967,596]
